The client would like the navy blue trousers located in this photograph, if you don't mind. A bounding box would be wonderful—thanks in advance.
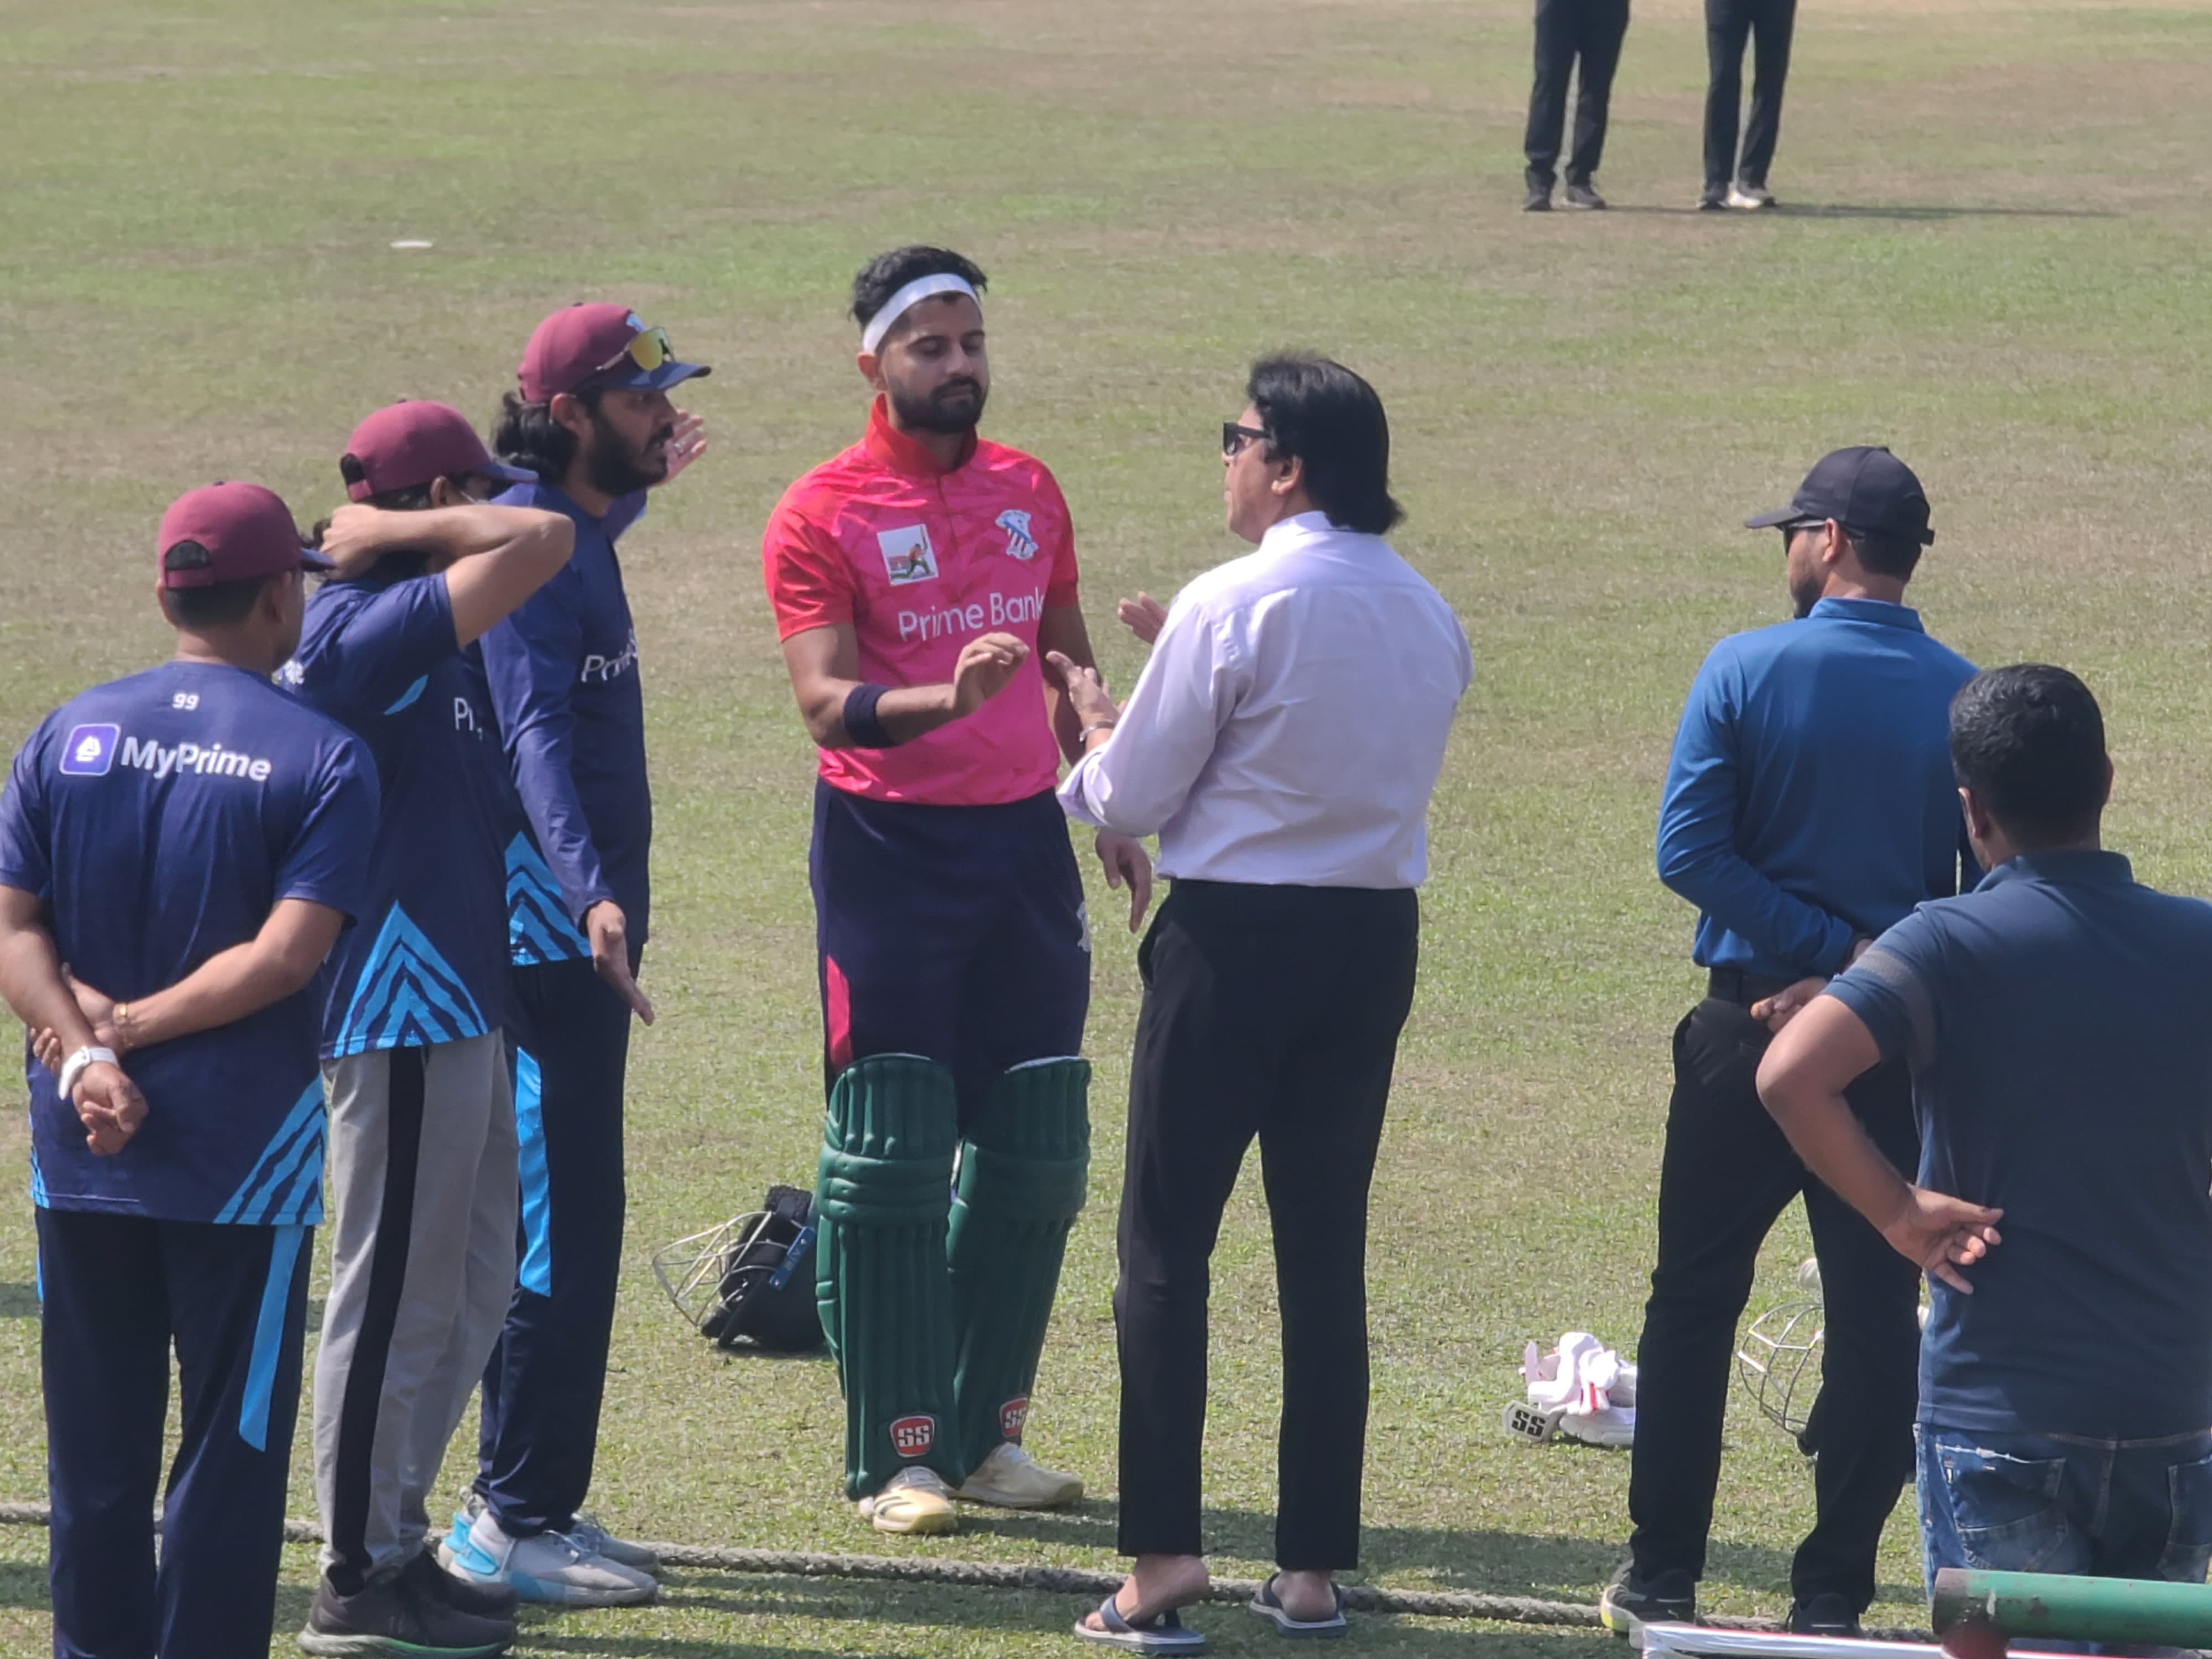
[39,1207,311,1659]
[811,782,1089,1123]
[476,954,633,1537]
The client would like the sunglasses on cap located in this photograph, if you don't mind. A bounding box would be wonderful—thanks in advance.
[1222,422,1269,457]
[591,324,680,379]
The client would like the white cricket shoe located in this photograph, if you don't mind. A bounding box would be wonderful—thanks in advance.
[859,1466,959,1535]
[956,1442,1085,1509]
[447,1509,657,1606]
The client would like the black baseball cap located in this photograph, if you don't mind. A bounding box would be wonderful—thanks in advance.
[1745,446,1935,547]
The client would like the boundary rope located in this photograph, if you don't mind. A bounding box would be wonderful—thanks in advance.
[0,1502,1924,1637]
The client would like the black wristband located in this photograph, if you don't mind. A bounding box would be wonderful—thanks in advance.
[843,682,896,749]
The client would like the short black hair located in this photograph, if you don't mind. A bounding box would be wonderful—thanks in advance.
[1950,664,2110,846]
[851,246,988,338]
[493,385,604,483]
[1245,354,1402,537]
[1843,526,1923,582]
[156,541,275,629]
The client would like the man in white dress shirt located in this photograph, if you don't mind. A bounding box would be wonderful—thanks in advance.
[1051,354,1472,1651]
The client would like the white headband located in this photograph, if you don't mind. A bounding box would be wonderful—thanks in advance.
[860,274,980,356]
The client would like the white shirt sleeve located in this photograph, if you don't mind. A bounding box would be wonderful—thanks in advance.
[1058,600,1239,837]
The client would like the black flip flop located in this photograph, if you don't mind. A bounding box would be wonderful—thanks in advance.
[1250,1576,1349,1639]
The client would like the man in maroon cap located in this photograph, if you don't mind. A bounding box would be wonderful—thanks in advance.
[286,401,579,1652]
[0,484,378,1657]
[442,306,708,1604]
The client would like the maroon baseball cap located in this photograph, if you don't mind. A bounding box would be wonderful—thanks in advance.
[517,302,710,403]
[341,401,533,501]
[156,482,333,589]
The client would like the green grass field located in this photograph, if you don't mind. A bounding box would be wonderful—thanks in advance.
[4,0,2212,1651]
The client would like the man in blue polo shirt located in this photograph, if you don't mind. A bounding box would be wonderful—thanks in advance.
[1760,665,2212,1593]
[0,483,377,1658]
[442,304,709,1605]
[1602,448,1976,1641]
[288,399,576,1653]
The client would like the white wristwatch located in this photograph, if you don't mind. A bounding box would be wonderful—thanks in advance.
[57,1046,118,1104]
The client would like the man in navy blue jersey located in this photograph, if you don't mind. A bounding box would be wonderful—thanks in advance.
[289,399,576,1653]
[442,304,709,1605]
[0,482,377,1657]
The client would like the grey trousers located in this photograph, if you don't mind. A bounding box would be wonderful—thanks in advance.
[314,1034,518,1591]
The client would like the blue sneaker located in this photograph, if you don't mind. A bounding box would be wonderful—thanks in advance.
[442,1508,655,1609]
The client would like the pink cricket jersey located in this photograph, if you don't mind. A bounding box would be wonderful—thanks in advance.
[763,397,1081,806]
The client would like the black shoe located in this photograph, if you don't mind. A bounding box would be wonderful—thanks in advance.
[1697,185,1728,211]
[1787,1593,1860,1637]
[406,1547,520,1621]
[1563,181,1608,210]
[1600,1563,1695,1641]
[1524,184,1553,211]
[299,1566,513,1657]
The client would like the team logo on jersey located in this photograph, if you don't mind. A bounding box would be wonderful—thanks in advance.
[878,525,939,586]
[58,723,119,777]
[889,1414,937,1457]
[996,509,1038,562]
[1000,1397,1030,1442]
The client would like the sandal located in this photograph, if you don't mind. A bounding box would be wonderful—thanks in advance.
[1250,1575,1348,1639]
[1074,1593,1208,1653]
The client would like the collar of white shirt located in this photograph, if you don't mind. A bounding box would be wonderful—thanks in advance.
[1260,509,1339,549]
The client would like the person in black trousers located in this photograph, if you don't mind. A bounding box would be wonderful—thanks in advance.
[1524,0,1632,210]
[1053,356,1471,1650]
[1602,449,1976,1640]
[1700,0,1796,209]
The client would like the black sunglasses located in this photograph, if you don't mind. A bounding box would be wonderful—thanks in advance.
[1222,421,1268,457]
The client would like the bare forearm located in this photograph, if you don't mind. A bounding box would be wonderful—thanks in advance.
[122,938,320,1051]
[1764,1083,1912,1232]
[0,923,97,1056]
[380,505,557,565]
[801,679,961,749]
[1038,606,1097,764]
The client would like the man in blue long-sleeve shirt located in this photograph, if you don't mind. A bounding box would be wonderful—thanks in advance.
[439,304,709,1608]
[1600,448,1976,1642]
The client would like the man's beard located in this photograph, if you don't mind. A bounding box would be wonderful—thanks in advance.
[584,408,672,497]
[889,375,986,435]
[1790,579,1822,619]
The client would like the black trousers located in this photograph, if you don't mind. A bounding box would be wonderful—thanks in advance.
[1627,990,1921,1611]
[477,953,635,1536]
[1703,0,1796,190]
[1524,0,1632,190]
[1114,880,1418,1569]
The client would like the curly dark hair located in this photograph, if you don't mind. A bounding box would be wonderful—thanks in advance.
[850,246,988,340]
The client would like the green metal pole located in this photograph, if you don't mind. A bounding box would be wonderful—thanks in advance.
[1933,1568,2212,1647]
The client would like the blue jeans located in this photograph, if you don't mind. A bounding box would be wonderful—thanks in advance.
[1917,1425,2212,1598]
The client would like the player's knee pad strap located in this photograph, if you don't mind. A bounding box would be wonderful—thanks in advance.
[947,1057,1091,1468]
[815,1055,962,1496]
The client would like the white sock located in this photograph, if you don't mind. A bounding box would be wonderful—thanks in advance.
[468,1509,516,1560]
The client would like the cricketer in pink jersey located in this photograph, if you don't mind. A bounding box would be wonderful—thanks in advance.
[763,246,1150,1538]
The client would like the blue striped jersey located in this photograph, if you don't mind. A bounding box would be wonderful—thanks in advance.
[287,562,511,1057]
